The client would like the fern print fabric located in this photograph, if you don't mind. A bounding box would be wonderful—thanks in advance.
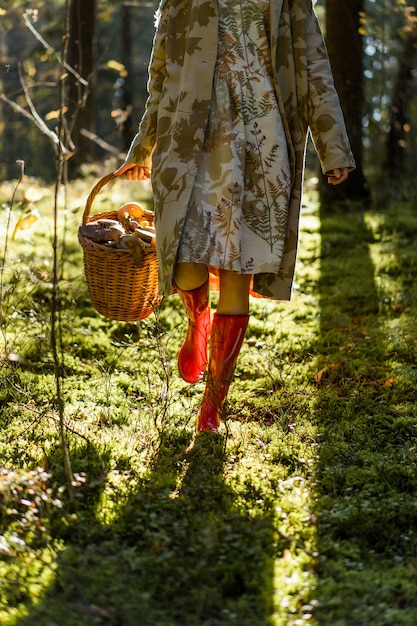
[177,0,291,276]
[126,0,356,300]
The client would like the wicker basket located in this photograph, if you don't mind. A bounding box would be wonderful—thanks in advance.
[78,171,162,321]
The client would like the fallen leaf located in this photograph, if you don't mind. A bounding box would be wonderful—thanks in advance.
[12,210,40,239]
[315,364,340,387]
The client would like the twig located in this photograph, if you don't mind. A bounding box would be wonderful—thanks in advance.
[0,161,25,326]
[80,129,126,159]
[22,9,88,87]
[50,0,74,499]
[0,93,68,154]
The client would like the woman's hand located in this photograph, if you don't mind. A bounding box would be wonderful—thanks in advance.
[114,162,151,181]
[327,167,349,186]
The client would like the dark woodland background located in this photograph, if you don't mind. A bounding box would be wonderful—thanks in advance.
[2,0,417,207]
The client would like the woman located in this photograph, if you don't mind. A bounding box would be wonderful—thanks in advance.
[117,0,355,432]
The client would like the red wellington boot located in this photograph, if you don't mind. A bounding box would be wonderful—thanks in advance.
[176,278,211,383]
[197,313,249,432]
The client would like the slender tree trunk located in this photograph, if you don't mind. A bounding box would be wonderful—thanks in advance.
[1,21,26,180]
[66,0,96,178]
[121,3,134,150]
[320,0,370,209]
[386,10,417,180]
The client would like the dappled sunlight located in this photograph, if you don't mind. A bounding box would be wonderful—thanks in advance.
[3,0,417,620]
[2,180,417,623]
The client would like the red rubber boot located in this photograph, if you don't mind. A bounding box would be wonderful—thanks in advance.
[197,313,249,432]
[176,278,211,383]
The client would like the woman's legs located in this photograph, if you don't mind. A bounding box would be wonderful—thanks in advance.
[216,270,252,315]
[173,263,252,428]
[174,262,208,292]
[173,262,211,384]
[198,269,251,432]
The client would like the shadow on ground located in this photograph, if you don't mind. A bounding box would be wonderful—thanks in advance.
[16,431,276,626]
[311,205,417,623]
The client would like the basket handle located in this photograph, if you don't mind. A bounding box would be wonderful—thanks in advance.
[82,170,123,226]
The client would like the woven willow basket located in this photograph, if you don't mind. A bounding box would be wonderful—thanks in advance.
[78,171,162,321]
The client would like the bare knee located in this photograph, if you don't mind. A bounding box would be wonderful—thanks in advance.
[174,262,208,291]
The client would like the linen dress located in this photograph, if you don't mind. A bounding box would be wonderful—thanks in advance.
[177,0,291,276]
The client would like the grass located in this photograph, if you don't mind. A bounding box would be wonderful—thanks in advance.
[1,172,417,625]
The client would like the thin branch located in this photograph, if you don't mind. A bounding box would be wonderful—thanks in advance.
[50,0,74,499]
[22,9,88,87]
[0,93,69,154]
[0,161,25,326]
[80,128,126,159]
[20,64,71,152]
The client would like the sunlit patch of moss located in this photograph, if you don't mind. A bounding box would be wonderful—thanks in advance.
[0,543,61,625]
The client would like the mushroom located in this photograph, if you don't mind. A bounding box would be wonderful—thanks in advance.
[79,219,125,242]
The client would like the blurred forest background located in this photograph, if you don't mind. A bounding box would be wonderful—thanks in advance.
[1,0,417,204]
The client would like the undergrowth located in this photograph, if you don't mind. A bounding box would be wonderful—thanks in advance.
[1,175,417,625]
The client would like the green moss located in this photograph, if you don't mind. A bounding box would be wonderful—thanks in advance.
[2,182,417,623]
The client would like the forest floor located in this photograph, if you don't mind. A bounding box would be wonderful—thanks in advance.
[1,173,417,625]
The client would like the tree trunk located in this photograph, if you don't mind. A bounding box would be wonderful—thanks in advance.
[116,3,134,152]
[319,0,370,209]
[66,0,97,178]
[385,9,417,181]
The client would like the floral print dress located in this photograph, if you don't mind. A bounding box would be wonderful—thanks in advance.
[177,0,291,275]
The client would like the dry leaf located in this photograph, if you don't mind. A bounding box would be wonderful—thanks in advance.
[12,210,40,240]
[315,364,339,387]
